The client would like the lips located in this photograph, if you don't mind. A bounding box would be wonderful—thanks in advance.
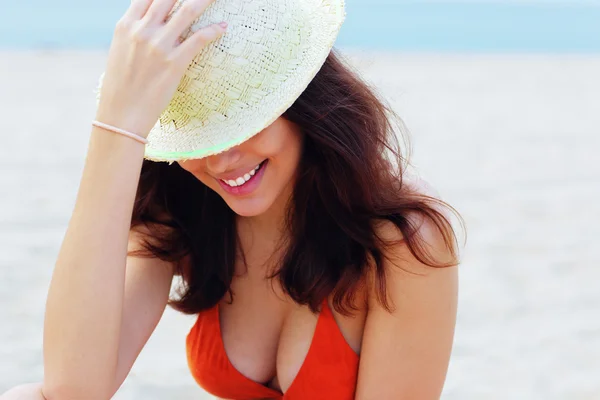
[216,160,268,196]
[220,162,263,187]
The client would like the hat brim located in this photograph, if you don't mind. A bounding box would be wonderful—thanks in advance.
[141,0,346,163]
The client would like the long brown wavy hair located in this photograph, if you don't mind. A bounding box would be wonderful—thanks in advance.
[129,48,464,315]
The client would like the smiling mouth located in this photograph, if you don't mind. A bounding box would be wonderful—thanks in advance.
[219,160,267,188]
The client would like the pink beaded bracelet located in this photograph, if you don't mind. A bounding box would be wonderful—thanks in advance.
[92,120,149,145]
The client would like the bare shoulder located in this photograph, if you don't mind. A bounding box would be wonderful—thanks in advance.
[374,174,457,269]
[354,173,459,397]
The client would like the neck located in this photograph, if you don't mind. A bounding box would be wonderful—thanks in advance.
[237,180,295,252]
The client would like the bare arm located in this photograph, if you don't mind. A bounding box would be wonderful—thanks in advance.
[42,129,146,400]
[2,228,175,400]
[109,227,175,396]
[355,215,459,398]
[9,0,226,397]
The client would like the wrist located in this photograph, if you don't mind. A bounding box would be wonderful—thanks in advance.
[94,107,152,140]
[92,120,149,145]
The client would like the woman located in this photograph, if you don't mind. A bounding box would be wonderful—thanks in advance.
[1,0,462,399]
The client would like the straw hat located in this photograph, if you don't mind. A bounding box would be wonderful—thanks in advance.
[95,0,346,162]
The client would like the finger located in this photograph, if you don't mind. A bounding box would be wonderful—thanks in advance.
[123,0,153,21]
[145,0,180,24]
[162,0,218,43]
[175,23,227,61]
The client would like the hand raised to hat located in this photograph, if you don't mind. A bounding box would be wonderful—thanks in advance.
[95,0,228,138]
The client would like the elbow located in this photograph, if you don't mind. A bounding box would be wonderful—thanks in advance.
[42,360,117,400]
[42,380,113,400]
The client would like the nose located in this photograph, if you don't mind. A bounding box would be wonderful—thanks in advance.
[204,147,242,175]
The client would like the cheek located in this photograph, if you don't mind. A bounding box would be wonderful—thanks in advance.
[197,171,217,188]
[178,160,214,185]
[282,130,303,167]
[256,128,302,162]
[267,136,303,195]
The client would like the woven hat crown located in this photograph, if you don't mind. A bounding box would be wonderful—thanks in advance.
[96,0,346,162]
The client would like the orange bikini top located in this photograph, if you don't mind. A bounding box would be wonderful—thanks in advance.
[186,298,359,399]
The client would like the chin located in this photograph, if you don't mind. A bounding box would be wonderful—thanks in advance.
[223,196,274,218]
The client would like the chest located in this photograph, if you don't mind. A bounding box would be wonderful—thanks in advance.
[217,273,367,393]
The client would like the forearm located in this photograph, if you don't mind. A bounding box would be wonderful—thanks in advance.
[42,127,145,399]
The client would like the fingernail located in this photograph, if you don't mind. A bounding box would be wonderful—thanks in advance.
[219,21,228,29]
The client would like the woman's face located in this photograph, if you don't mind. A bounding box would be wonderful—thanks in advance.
[177,117,303,217]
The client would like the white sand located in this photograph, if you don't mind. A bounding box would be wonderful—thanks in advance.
[0,50,598,399]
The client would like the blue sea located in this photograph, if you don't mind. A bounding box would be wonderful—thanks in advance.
[1,1,599,52]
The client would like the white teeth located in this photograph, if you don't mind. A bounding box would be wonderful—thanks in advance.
[221,162,263,188]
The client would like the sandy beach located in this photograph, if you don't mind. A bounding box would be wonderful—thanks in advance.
[0,50,598,399]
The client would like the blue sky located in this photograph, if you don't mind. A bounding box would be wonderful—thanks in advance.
[1,1,599,52]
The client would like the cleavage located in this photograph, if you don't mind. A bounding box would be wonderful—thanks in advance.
[218,287,320,393]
